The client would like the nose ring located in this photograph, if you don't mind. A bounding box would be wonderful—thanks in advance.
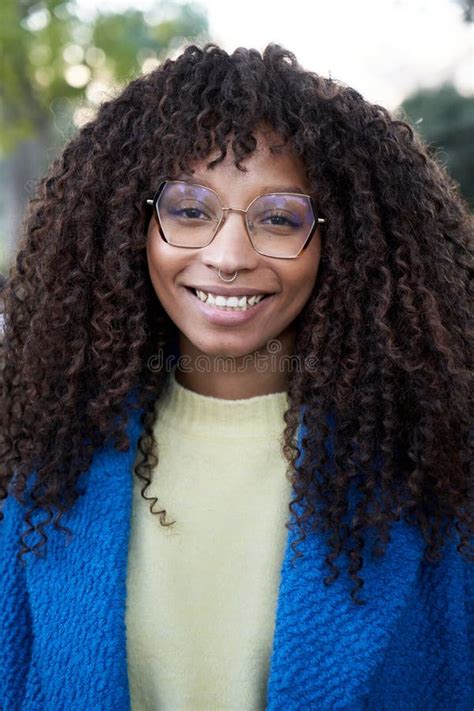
[217,269,239,282]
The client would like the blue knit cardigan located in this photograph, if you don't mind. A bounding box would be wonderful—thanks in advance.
[1,395,473,711]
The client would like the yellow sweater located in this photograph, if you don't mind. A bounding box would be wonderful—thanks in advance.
[125,367,292,710]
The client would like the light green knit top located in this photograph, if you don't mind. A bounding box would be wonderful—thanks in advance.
[126,366,292,710]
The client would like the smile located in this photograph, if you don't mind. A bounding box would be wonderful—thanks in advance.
[184,287,275,325]
[193,289,269,311]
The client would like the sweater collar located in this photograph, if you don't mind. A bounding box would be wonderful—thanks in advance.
[156,365,290,437]
[22,398,426,710]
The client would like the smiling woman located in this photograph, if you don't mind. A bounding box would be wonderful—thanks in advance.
[0,43,473,711]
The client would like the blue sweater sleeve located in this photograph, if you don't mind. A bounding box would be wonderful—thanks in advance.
[465,551,474,692]
[0,494,33,711]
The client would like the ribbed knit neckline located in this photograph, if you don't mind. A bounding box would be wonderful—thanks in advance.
[155,366,290,438]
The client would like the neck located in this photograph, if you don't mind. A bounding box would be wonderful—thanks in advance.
[175,328,296,399]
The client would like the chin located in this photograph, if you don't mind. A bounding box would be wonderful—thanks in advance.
[189,335,263,361]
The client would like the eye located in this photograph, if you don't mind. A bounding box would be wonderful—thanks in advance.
[169,201,214,220]
[261,211,300,228]
[266,213,295,226]
[178,207,208,219]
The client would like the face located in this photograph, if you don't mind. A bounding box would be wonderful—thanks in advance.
[146,129,322,360]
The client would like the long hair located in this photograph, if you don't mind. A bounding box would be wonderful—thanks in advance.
[1,43,472,605]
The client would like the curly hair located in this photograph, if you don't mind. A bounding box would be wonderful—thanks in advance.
[1,42,473,606]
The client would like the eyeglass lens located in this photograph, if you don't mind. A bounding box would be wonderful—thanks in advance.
[156,181,316,258]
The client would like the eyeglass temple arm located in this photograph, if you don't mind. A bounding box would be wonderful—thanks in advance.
[145,198,325,222]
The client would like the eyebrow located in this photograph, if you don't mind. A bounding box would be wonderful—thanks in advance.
[173,172,307,195]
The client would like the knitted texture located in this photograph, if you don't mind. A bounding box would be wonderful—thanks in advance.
[1,399,473,710]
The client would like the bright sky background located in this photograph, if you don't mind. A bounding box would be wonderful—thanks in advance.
[74,0,473,109]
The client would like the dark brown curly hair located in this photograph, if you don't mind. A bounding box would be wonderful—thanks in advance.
[1,42,473,606]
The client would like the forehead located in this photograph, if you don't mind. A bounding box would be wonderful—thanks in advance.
[173,130,310,195]
[173,173,308,196]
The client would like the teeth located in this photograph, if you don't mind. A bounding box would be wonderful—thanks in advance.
[194,289,266,310]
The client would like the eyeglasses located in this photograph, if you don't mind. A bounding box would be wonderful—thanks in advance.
[146,180,325,259]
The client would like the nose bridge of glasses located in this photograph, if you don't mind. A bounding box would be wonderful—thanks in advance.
[221,206,248,218]
[218,205,251,229]
[221,207,249,225]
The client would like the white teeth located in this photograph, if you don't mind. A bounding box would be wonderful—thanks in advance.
[193,289,267,310]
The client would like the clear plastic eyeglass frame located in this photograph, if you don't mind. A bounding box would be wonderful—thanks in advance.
[146,180,326,259]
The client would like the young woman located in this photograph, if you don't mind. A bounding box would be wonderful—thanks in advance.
[0,43,472,711]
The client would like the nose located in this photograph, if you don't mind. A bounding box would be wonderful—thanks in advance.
[201,210,259,274]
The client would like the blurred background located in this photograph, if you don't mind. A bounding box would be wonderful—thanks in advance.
[0,0,473,276]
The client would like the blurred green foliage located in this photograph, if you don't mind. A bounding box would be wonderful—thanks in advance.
[401,83,474,209]
[92,6,207,82]
[0,0,209,152]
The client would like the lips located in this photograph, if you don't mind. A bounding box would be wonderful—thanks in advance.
[183,284,275,325]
